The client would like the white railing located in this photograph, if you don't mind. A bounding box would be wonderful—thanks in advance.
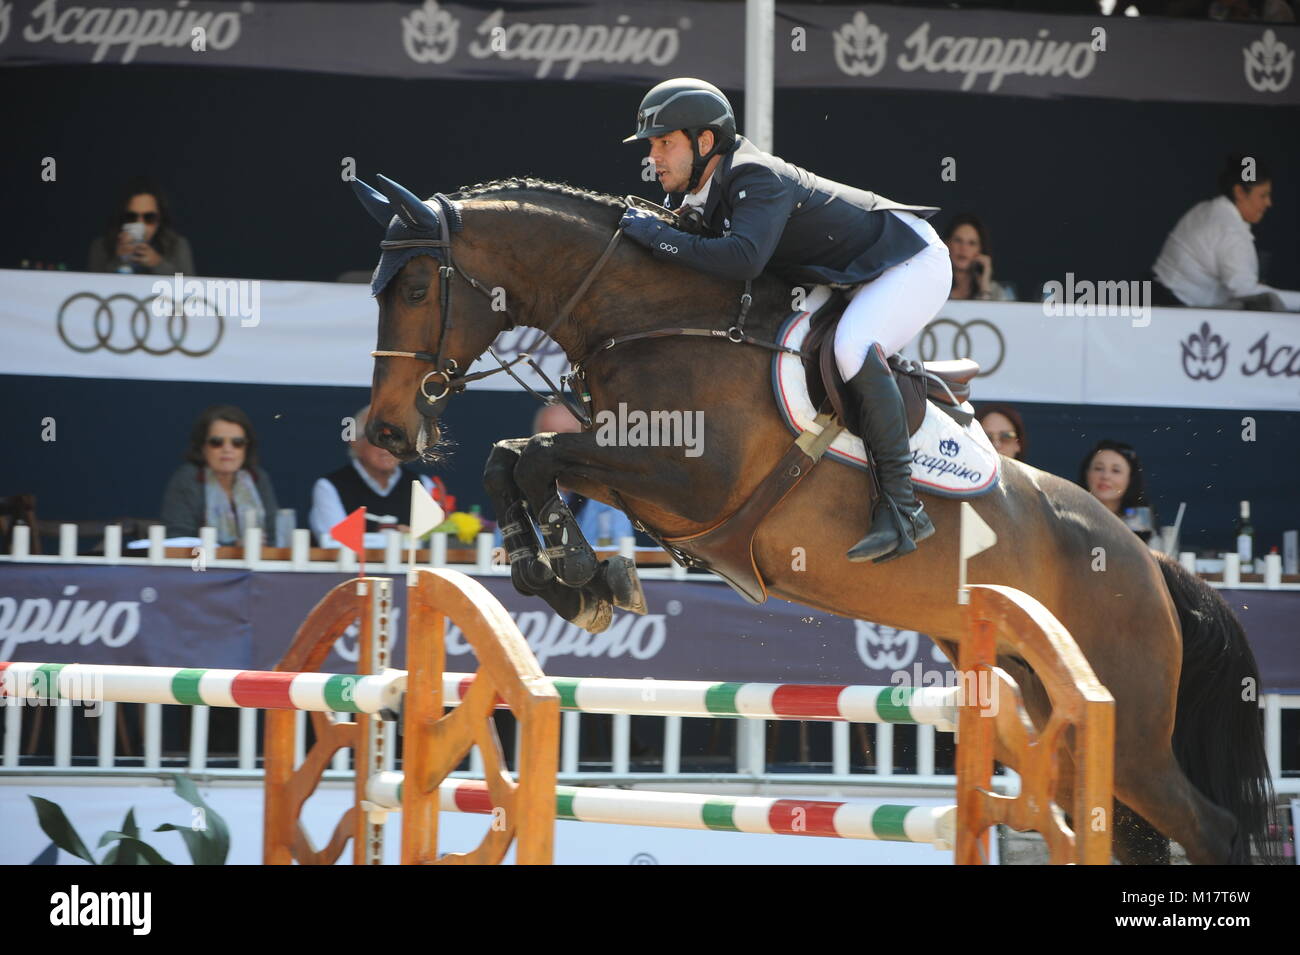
[0,521,688,580]
[5,521,1297,590]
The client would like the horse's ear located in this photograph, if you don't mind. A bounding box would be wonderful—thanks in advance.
[351,177,393,227]
[373,174,441,233]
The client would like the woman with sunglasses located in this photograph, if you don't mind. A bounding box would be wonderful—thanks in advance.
[87,177,196,275]
[975,403,1027,462]
[160,405,279,543]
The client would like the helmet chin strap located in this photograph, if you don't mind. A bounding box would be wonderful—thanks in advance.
[684,128,727,194]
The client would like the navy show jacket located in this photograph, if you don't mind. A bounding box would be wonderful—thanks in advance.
[646,136,940,287]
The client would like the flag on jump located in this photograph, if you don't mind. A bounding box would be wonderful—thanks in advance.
[331,506,367,576]
[409,480,445,539]
[407,480,446,578]
[958,502,997,604]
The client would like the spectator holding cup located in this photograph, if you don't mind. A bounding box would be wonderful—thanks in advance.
[87,177,196,276]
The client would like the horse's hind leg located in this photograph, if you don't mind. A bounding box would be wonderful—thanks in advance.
[1112,749,1239,865]
[1112,801,1171,865]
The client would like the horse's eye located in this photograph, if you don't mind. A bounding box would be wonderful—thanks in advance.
[408,287,427,303]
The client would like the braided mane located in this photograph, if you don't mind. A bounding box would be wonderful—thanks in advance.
[451,178,628,211]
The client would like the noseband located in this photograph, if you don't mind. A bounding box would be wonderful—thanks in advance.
[370,193,624,426]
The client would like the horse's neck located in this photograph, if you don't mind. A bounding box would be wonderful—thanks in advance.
[465,201,768,359]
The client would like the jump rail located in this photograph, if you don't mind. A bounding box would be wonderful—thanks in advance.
[0,571,1115,864]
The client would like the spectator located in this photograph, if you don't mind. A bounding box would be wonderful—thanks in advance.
[309,404,441,547]
[942,214,1014,301]
[1151,155,1300,310]
[976,404,1027,461]
[160,405,278,543]
[87,177,196,276]
[1077,440,1155,542]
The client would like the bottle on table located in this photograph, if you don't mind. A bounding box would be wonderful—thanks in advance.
[1235,500,1254,574]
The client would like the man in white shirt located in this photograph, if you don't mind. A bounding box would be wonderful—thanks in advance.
[309,404,438,547]
[1152,159,1300,311]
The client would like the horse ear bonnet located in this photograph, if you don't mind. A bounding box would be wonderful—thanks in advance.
[352,175,462,297]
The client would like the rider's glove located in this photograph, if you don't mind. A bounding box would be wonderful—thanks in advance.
[618,207,666,247]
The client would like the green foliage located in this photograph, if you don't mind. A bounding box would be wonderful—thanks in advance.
[29,774,229,865]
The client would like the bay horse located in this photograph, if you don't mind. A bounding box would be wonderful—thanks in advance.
[353,174,1278,864]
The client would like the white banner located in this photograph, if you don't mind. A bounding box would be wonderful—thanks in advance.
[3,269,1298,411]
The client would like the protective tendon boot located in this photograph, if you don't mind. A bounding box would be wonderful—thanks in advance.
[845,345,935,563]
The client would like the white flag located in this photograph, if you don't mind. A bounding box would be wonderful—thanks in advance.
[960,502,997,560]
[409,480,445,539]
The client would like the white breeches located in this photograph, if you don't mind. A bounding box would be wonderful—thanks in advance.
[833,210,953,381]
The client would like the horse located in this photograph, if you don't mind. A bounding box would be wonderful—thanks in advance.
[352,174,1279,865]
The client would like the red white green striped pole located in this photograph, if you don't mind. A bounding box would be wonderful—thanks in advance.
[0,662,404,716]
[365,772,955,849]
[443,673,959,730]
[1,662,958,729]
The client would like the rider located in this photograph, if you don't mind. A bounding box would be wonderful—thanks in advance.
[618,78,952,563]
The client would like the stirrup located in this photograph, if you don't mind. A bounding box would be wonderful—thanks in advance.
[872,501,935,565]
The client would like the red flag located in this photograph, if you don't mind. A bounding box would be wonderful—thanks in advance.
[331,507,366,555]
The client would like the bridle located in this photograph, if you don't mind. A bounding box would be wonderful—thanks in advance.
[370,192,623,427]
[369,192,812,430]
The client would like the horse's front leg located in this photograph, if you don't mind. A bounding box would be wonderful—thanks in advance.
[484,438,617,632]
[513,431,649,616]
[484,438,556,593]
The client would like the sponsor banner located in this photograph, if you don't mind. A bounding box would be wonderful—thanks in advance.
[0,1,1294,106]
[1,564,1298,690]
[911,300,1300,412]
[4,268,1297,411]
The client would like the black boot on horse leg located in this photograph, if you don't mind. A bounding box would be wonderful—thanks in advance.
[845,344,935,563]
[484,440,613,632]
[485,440,557,594]
[514,433,601,588]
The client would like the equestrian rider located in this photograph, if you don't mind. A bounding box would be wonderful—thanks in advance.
[618,78,953,563]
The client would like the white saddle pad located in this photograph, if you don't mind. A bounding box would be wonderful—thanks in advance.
[772,288,1000,498]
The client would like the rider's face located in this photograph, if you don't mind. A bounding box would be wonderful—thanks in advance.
[648,130,705,194]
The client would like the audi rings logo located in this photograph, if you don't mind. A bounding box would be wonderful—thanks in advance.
[57,292,224,357]
[917,319,1004,376]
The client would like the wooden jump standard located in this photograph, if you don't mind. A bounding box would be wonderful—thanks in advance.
[263,569,1112,864]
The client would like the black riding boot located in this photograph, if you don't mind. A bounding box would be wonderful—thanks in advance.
[845,345,935,563]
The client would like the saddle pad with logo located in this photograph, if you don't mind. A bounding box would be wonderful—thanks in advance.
[771,291,1000,498]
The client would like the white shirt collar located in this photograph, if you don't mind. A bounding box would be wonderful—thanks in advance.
[351,457,402,496]
[679,173,714,210]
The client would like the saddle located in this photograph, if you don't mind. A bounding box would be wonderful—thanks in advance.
[801,290,979,435]
[657,291,981,606]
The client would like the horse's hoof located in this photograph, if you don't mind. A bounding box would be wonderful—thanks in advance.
[569,593,613,634]
[600,556,647,615]
[554,549,599,588]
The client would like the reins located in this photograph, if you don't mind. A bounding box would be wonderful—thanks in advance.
[370,194,814,429]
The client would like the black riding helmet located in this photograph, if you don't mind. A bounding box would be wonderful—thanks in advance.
[623,78,737,193]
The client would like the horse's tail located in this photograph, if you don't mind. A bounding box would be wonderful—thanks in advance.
[1155,553,1283,863]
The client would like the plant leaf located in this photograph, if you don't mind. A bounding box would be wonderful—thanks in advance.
[155,774,229,865]
[115,808,141,866]
[30,843,59,866]
[28,796,96,865]
[99,833,173,866]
